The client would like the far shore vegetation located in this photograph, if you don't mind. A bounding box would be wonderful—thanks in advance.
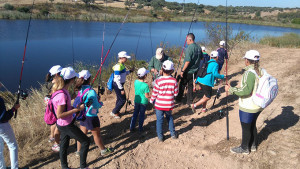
[0,0,300,29]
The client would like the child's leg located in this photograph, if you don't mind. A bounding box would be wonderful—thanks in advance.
[165,111,176,137]
[138,104,147,132]
[0,137,5,169]
[130,103,140,131]
[193,95,210,108]
[77,125,88,153]
[155,109,164,140]
[50,124,56,139]
[91,127,105,150]
[54,125,60,144]
[0,123,18,169]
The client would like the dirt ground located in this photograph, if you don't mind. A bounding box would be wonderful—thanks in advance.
[7,46,297,169]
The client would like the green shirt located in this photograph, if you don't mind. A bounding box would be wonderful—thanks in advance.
[148,55,172,71]
[182,43,202,74]
[134,80,150,105]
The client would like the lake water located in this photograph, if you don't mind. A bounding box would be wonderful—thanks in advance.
[1,20,300,92]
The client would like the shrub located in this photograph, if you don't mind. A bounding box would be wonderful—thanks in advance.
[4,3,14,10]
[292,18,300,24]
[17,7,30,13]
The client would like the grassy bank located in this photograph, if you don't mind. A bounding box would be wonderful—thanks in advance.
[259,33,300,48]
[1,2,300,29]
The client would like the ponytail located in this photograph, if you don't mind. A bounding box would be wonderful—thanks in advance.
[52,76,65,93]
[248,59,260,76]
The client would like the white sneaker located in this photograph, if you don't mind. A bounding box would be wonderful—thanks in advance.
[110,112,120,119]
[52,144,60,152]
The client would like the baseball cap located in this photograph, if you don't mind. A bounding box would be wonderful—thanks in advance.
[219,40,225,46]
[118,51,131,59]
[60,67,79,80]
[201,46,206,51]
[156,48,164,60]
[243,50,260,61]
[137,67,150,77]
[162,60,174,71]
[78,70,91,80]
[210,51,219,58]
[49,65,62,76]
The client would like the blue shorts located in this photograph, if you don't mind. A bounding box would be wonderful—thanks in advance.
[218,62,224,71]
[80,116,100,130]
[239,110,261,123]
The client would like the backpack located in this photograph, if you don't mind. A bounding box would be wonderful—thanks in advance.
[249,69,278,109]
[107,73,114,91]
[72,88,91,121]
[196,61,212,78]
[44,90,67,125]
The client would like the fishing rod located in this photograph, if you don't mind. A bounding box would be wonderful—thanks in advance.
[98,0,107,96]
[174,0,199,79]
[149,22,154,57]
[124,30,142,113]
[160,33,167,48]
[225,0,229,140]
[15,0,35,118]
[91,1,133,87]
[71,25,75,67]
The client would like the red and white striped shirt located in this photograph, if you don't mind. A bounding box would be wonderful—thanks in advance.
[150,76,178,111]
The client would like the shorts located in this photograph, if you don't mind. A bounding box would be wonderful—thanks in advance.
[79,116,100,130]
[218,62,224,71]
[200,83,212,98]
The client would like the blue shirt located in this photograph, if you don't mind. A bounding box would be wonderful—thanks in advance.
[0,97,14,123]
[80,85,103,117]
[196,59,225,87]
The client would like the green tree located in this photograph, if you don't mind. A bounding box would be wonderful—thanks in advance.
[4,3,14,10]
[82,0,95,5]
[255,11,261,17]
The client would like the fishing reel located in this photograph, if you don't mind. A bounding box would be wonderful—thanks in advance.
[20,90,29,100]
[98,86,105,95]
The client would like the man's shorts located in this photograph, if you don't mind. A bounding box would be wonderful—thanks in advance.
[200,83,212,98]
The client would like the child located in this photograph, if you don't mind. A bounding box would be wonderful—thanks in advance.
[45,65,62,152]
[191,51,225,113]
[217,40,229,73]
[52,67,90,169]
[150,60,178,142]
[0,83,20,169]
[110,51,133,119]
[75,70,112,156]
[225,50,264,155]
[130,68,151,133]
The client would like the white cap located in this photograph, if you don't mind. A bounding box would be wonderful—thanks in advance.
[137,67,150,77]
[78,70,91,80]
[156,48,164,60]
[162,60,174,71]
[60,67,79,80]
[210,51,219,58]
[118,51,131,59]
[243,50,260,61]
[201,46,206,51]
[49,65,62,76]
[219,40,225,46]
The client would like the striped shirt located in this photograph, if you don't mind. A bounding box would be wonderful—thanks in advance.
[150,76,178,111]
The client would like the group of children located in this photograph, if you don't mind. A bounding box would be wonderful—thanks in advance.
[0,39,266,167]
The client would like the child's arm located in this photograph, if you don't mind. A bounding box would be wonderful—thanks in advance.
[213,65,225,79]
[145,92,151,99]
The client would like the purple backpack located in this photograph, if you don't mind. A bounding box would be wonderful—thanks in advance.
[72,88,91,121]
[44,90,67,125]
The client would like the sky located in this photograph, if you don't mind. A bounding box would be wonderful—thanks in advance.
[166,0,300,8]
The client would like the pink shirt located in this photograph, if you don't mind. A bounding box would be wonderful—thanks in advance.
[52,89,73,126]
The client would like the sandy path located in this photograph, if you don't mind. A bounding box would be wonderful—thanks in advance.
[23,46,300,169]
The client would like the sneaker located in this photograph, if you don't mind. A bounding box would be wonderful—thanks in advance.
[75,151,80,157]
[171,134,178,139]
[201,108,208,113]
[190,104,196,113]
[52,144,60,152]
[101,147,113,156]
[251,145,257,152]
[230,146,249,155]
[110,112,120,119]
[48,137,55,143]
[158,138,164,142]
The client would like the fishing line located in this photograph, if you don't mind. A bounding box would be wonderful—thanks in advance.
[91,1,134,87]
[98,0,107,95]
[15,0,35,118]
[124,30,142,113]
[71,25,75,67]
[174,0,199,79]
[149,22,154,57]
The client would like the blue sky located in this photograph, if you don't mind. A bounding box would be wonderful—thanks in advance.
[166,0,300,8]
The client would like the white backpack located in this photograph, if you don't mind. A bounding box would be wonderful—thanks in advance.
[249,69,278,109]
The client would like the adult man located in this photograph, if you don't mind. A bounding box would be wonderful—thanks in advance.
[176,33,202,105]
[217,40,228,73]
[148,48,172,79]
